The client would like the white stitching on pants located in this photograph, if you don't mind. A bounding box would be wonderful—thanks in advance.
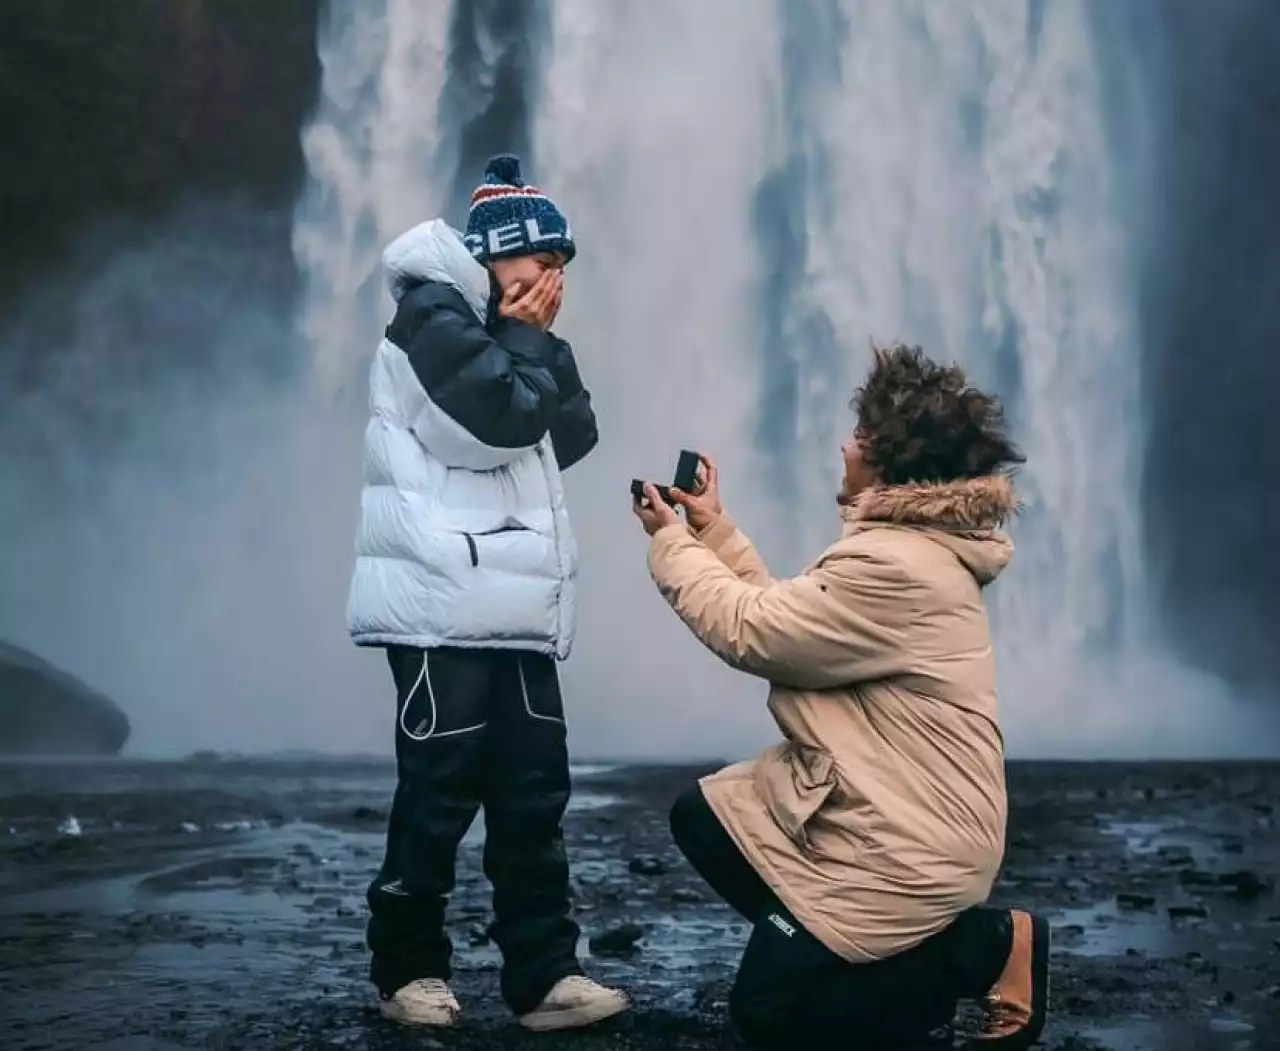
[399,651,487,742]
[517,655,564,725]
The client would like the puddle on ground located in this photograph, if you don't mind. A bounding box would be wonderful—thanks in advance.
[1100,817,1207,860]
[1052,897,1177,958]
[1079,1018,1168,1051]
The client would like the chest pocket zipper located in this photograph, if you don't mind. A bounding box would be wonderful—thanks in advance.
[461,525,534,568]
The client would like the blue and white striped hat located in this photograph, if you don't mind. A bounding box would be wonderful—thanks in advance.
[463,154,576,265]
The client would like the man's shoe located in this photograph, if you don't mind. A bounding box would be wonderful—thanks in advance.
[518,975,630,1031]
[378,978,461,1028]
[965,909,1050,1049]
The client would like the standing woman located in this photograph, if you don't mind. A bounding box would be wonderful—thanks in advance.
[634,344,1048,1050]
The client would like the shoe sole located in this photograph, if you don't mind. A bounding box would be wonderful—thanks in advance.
[378,1001,460,1029]
[519,996,630,1032]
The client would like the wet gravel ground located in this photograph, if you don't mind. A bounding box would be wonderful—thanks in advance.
[1,757,1277,1050]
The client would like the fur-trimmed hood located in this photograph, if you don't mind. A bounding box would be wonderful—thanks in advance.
[841,475,1017,585]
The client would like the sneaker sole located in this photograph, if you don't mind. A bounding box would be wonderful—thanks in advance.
[378,1000,460,1029]
[519,995,630,1032]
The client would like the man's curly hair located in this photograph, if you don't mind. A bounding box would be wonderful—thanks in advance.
[851,342,1024,485]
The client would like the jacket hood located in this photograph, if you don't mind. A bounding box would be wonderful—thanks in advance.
[842,475,1017,586]
[382,218,491,318]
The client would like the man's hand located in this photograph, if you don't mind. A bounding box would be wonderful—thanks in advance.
[499,270,564,331]
[668,452,723,533]
[633,482,681,537]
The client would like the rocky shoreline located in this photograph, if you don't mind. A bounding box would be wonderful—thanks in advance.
[1,758,1277,1050]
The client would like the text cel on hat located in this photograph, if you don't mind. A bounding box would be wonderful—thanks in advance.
[464,154,576,265]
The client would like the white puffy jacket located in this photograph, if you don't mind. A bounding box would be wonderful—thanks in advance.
[346,220,597,658]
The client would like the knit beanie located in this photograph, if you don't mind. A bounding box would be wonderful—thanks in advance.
[463,154,576,265]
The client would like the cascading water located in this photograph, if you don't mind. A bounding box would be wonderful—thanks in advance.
[747,0,1148,752]
[294,0,1272,758]
[739,1,1273,756]
[295,0,453,400]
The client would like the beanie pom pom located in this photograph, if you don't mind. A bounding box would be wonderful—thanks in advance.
[484,153,524,186]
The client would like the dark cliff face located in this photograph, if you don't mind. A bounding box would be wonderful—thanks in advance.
[0,640,130,755]
[0,0,324,467]
[0,0,326,754]
[1132,0,1280,697]
[0,0,321,312]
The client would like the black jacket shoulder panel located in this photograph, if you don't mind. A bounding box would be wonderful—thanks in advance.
[386,280,561,451]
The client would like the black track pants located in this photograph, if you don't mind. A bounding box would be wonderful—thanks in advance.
[366,646,582,1015]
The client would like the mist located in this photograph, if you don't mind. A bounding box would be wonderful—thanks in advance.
[1,0,1277,760]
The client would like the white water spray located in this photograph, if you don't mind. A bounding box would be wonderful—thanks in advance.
[290,0,1274,759]
[765,1,1146,750]
[533,0,782,757]
[295,0,453,399]
[747,0,1272,756]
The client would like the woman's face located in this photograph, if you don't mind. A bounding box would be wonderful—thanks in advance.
[838,436,879,505]
[490,251,565,297]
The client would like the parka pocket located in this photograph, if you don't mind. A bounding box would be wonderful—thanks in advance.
[455,524,532,568]
[754,743,838,852]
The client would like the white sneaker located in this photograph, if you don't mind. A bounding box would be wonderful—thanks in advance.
[518,975,631,1032]
[378,978,461,1028]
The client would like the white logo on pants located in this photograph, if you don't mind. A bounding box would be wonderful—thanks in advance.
[767,912,796,937]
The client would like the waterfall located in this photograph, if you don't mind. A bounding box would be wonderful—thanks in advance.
[294,0,453,399]
[293,0,1272,757]
[749,1,1147,751]
[534,0,783,756]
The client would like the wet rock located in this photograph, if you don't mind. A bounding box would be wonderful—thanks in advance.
[1179,867,1273,900]
[1116,891,1157,910]
[589,923,645,956]
[1220,870,1273,901]
[467,923,490,946]
[629,855,670,876]
[316,804,389,832]
[0,640,130,755]
[1156,845,1194,866]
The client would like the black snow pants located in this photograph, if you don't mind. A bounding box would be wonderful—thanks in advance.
[669,785,1012,1050]
[366,645,582,1014]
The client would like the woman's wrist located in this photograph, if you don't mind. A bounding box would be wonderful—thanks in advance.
[692,511,726,537]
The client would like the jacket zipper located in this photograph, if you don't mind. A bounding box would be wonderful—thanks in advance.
[462,533,478,567]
